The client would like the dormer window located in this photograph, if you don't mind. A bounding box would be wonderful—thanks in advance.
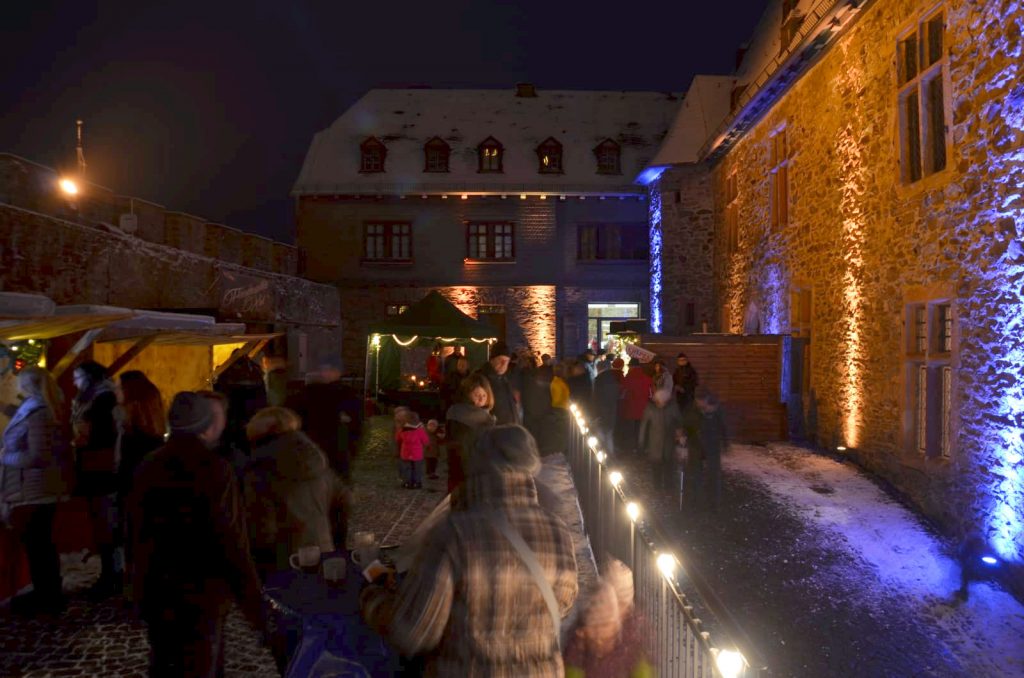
[594,139,621,175]
[537,137,563,174]
[424,137,450,173]
[478,137,504,173]
[360,137,386,173]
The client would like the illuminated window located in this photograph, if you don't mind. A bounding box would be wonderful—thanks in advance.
[769,127,790,230]
[466,222,514,261]
[587,303,640,349]
[724,170,739,253]
[360,137,386,173]
[537,137,563,174]
[386,304,409,315]
[898,8,948,184]
[905,299,955,458]
[577,224,647,261]
[424,137,450,173]
[477,137,503,173]
[593,139,621,175]
[363,222,411,261]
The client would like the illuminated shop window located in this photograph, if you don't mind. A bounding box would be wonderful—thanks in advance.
[905,300,955,458]
[587,302,640,349]
[898,8,948,184]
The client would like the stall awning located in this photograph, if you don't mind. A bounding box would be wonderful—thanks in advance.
[0,292,56,320]
[366,291,497,340]
[0,304,134,341]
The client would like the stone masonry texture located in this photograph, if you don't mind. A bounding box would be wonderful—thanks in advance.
[681,0,1024,567]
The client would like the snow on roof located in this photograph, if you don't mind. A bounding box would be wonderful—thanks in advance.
[292,88,681,196]
[637,75,735,180]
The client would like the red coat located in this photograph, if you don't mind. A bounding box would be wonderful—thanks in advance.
[620,369,653,421]
[396,426,430,461]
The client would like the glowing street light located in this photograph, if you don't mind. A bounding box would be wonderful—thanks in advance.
[715,649,747,678]
[587,436,599,449]
[656,552,677,578]
[59,178,79,196]
[595,451,607,464]
[608,471,623,487]
[626,502,640,522]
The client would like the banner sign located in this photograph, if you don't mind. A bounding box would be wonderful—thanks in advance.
[624,342,657,363]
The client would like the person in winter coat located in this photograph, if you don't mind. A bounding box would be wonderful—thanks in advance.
[476,341,520,425]
[566,360,593,415]
[520,361,553,448]
[651,358,673,397]
[672,353,700,412]
[592,358,624,457]
[287,363,362,482]
[444,374,496,494]
[242,407,348,576]
[440,356,470,413]
[396,411,430,489]
[128,392,265,676]
[697,390,727,510]
[362,424,578,677]
[71,359,121,599]
[213,350,268,456]
[260,354,289,408]
[0,367,71,616]
[638,389,684,493]
[619,359,653,455]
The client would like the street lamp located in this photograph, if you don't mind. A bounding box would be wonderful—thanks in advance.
[715,649,747,678]
[59,178,79,196]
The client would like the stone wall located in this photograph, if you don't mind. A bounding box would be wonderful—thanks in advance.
[651,165,717,335]
[0,203,341,375]
[703,0,1024,562]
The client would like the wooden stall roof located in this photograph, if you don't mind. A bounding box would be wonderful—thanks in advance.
[0,292,56,320]
[0,304,134,341]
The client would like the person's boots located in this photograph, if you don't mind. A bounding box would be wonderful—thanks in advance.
[87,546,122,601]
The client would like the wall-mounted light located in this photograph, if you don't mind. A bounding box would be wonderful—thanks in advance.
[626,502,640,522]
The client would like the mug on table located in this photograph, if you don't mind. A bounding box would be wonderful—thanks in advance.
[322,556,347,587]
[351,531,379,568]
[289,545,322,571]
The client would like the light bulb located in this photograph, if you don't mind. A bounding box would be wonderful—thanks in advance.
[656,553,677,578]
[626,502,640,522]
[608,471,623,487]
[715,650,746,678]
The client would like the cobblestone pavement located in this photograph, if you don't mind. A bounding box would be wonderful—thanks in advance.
[0,417,444,678]
[612,445,1010,678]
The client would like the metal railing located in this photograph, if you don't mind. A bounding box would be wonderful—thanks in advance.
[564,402,764,678]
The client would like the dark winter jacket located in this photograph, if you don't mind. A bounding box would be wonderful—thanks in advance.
[445,403,495,494]
[242,431,348,573]
[128,434,264,628]
[0,397,71,508]
[72,380,118,496]
[478,362,520,426]
[116,428,164,502]
[699,408,727,464]
[288,381,362,469]
[638,400,684,463]
[264,367,289,407]
[592,369,624,428]
[673,364,700,409]
[441,369,469,412]
[214,357,267,454]
[520,367,554,435]
[566,372,593,415]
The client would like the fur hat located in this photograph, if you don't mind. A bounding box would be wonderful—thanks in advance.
[469,424,540,477]
[167,391,214,436]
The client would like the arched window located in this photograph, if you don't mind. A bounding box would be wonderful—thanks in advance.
[360,137,386,173]
[536,137,563,174]
[477,137,504,173]
[424,137,450,173]
[594,139,621,175]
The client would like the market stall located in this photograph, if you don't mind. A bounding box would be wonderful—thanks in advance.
[364,291,496,418]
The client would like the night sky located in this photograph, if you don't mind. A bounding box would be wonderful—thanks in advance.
[2,1,767,242]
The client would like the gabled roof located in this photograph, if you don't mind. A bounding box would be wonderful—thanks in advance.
[367,291,497,339]
[293,88,681,197]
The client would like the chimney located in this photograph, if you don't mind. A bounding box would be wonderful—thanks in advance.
[515,82,537,98]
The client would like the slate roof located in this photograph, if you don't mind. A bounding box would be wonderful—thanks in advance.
[292,87,681,197]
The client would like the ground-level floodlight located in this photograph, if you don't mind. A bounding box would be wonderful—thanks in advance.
[59,178,79,195]
[715,649,747,678]
[656,552,677,578]
[587,436,599,449]
[626,502,640,522]
[608,471,623,487]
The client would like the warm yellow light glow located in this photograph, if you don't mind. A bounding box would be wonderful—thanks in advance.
[461,194,468,200]
[520,194,527,200]
[539,194,547,200]
[59,178,78,195]
[370,334,381,348]
[37,355,46,368]
[392,334,419,347]
[715,650,747,678]
[609,471,623,487]
[595,451,607,464]
[27,339,35,345]
[626,502,640,522]
[656,553,677,578]
[587,436,599,449]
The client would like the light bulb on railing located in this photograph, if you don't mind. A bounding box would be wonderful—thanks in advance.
[626,502,640,522]
[595,451,607,464]
[656,553,677,578]
[608,471,623,487]
[715,649,747,678]
[587,436,599,449]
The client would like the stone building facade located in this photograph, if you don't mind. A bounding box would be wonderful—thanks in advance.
[0,154,341,374]
[294,87,679,370]
[645,0,1024,567]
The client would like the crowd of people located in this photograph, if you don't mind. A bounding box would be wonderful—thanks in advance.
[1,338,719,676]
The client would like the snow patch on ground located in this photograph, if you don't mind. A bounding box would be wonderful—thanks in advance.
[725,443,1024,677]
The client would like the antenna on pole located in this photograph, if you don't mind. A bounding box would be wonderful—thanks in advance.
[76,119,86,178]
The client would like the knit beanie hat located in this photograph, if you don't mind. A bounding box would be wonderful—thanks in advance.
[168,391,214,435]
[469,424,541,477]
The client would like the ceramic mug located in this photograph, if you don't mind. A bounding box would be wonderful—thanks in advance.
[289,545,322,571]
[350,532,378,567]
[322,556,347,586]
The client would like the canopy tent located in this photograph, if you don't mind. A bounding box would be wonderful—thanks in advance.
[365,291,497,396]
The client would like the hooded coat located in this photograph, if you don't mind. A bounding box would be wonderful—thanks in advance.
[241,431,348,572]
[445,403,495,494]
[592,369,624,428]
[638,399,684,463]
[0,397,71,508]
[477,362,520,426]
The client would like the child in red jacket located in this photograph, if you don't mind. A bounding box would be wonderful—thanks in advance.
[396,411,429,489]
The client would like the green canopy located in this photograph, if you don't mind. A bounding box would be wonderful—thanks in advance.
[366,291,497,340]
